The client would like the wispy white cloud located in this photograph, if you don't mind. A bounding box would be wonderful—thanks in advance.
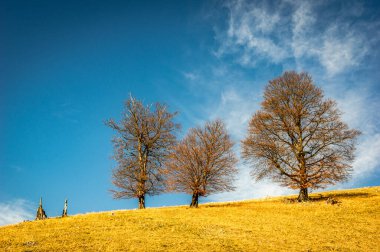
[52,101,81,123]
[331,87,380,182]
[0,199,34,226]
[352,134,380,179]
[218,0,375,76]
[217,88,258,139]
[220,0,289,65]
[317,24,368,76]
[182,71,199,81]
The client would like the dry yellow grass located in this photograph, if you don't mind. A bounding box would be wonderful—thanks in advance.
[1,186,379,251]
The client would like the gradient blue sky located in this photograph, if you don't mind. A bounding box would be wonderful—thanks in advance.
[1,0,380,225]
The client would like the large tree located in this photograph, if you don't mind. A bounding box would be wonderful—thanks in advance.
[242,71,360,201]
[106,96,179,209]
[165,119,238,207]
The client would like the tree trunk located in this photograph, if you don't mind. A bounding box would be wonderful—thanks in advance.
[298,187,309,202]
[190,193,199,208]
[138,195,145,209]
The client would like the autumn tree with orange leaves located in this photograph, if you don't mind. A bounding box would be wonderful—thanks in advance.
[242,71,360,201]
[106,96,179,209]
[165,119,238,207]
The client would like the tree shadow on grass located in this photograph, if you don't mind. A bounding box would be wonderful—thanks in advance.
[282,191,375,203]
[305,192,373,202]
[203,202,246,208]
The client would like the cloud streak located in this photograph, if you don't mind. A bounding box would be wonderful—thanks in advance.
[217,0,377,76]
[0,199,34,226]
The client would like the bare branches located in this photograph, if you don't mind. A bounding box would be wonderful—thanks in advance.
[165,119,238,207]
[242,71,360,201]
[106,95,179,208]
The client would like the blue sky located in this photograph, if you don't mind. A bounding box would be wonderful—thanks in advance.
[1,0,379,225]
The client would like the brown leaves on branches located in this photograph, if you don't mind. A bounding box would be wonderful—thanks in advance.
[165,119,238,207]
[106,95,179,209]
[242,71,360,201]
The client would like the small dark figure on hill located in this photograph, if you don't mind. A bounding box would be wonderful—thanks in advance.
[326,197,341,205]
[36,197,47,220]
[62,199,68,217]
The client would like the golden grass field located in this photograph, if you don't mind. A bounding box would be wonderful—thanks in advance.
[1,186,379,251]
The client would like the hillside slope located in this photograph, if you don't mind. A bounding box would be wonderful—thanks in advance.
[1,186,379,251]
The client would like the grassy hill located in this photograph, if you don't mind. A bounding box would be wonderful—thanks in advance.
[1,186,379,251]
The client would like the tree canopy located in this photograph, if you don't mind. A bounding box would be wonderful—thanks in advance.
[165,119,238,207]
[242,71,360,201]
[106,96,179,208]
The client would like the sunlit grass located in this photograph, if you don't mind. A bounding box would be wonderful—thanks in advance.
[1,186,379,251]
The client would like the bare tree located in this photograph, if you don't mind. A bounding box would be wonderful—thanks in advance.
[242,71,360,201]
[106,95,179,209]
[165,119,238,207]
